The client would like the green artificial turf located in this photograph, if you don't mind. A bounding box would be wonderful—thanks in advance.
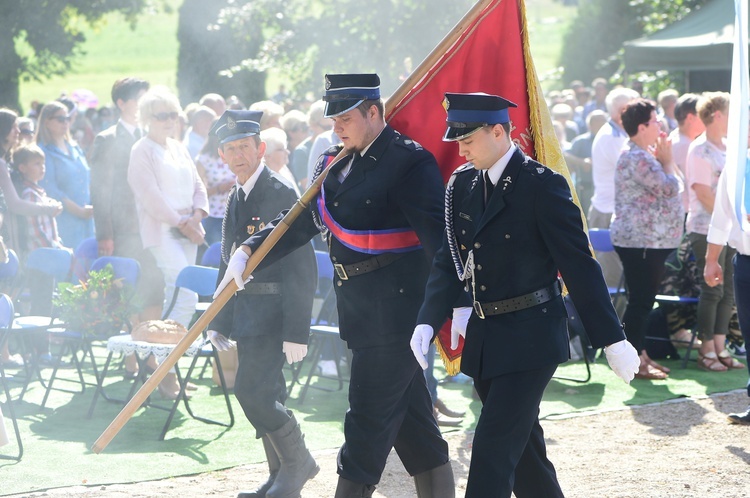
[1,350,746,496]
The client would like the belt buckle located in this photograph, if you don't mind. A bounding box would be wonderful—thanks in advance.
[334,263,349,281]
[473,301,485,320]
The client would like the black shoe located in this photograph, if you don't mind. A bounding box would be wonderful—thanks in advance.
[434,398,465,418]
[728,406,750,425]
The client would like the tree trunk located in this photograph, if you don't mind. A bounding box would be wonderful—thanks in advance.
[0,29,21,112]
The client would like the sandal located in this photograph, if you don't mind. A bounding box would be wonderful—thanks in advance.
[634,364,668,380]
[697,354,728,372]
[718,350,745,370]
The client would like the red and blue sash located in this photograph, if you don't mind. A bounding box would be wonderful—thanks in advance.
[316,155,422,255]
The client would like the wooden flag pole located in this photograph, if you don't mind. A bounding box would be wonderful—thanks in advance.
[93,0,498,454]
[92,150,346,454]
[385,0,495,117]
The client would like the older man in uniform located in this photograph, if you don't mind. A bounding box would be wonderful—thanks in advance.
[215,74,454,498]
[411,93,640,497]
[207,110,318,498]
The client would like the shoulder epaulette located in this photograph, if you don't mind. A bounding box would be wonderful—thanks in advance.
[393,133,423,151]
[324,144,344,156]
[522,159,554,180]
[451,162,474,177]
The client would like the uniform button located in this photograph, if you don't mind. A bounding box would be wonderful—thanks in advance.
[542,308,547,313]
[399,288,404,293]
[333,201,339,207]
[480,285,487,291]
[366,199,371,204]
[476,264,482,270]
[461,230,466,235]
[505,234,511,239]
[331,256,337,262]
[474,242,481,249]
[336,281,343,287]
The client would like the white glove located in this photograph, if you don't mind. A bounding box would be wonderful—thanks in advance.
[282,341,308,364]
[604,339,640,384]
[207,330,236,351]
[410,324,434,370]
[213,246,253,298]
[451,307,472,350]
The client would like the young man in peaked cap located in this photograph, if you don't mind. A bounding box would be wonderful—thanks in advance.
[411,92,640,497]
[207,109,319,498]
[215,74,456,497]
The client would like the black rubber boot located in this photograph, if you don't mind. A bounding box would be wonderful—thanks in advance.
[414,461,456,498]
[333,476,376,498]
[265,414,319,498]
[237,435,281,498]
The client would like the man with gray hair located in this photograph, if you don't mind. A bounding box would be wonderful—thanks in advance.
[589,87,640,288]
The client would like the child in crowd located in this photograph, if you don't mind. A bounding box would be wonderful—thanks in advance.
[11,145,69,364]
[13,145,67,251]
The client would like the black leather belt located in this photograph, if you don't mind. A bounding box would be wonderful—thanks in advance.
[242,282,281,295]
[473,280,562,319]
[333,253,405,280]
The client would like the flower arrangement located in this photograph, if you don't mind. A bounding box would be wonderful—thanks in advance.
[54,264,137,337]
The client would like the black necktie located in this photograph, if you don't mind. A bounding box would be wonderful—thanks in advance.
[484,172,495,205]
[233,187,245,222]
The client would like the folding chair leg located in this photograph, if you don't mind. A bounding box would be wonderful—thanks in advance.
[0,368,23,460]
[553,350,592,384]
[181,348,234,429]
[680,330,699,369]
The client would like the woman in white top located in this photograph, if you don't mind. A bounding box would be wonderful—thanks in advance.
[686,92,743,372]
[127,87,209,328]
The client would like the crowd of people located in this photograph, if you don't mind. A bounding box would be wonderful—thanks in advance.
[1,71,749,496]
[552,79,747,384]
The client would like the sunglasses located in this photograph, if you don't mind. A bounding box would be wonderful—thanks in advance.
[19,129,34,136]
[50,115,71,123]
[152,111,179,122]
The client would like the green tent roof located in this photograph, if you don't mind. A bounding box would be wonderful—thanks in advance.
[624,0,737,72]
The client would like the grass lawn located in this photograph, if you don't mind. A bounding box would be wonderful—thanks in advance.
[18,0,576,111]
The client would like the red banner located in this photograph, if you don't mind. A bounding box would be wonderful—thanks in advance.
[386,0,567,374]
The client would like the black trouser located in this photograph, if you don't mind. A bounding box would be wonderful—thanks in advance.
[235,335,291,438]
[468,365,562,498]
[733,254,750,396]
[338,342,449,484]
[614,246,674,352]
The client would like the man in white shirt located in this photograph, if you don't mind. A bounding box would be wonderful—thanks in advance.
[704,164,750,425]
[669,93,705,213]
[589,87,639,288]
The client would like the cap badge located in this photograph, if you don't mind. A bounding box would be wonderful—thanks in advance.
[227,116,236,130]
[325,76,331,90]
[442,96,450,112]
[247,225,255,235]
[536,167,544,174]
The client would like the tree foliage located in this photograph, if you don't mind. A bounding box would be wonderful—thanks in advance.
[209,0,475,100]
[558,0,711,93]
[0,0,148,111]
[176,0,266,107]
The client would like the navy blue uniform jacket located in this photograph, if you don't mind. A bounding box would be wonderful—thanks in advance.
[242,125,446,349]
[417,148,625,380]
[210,166,316,344]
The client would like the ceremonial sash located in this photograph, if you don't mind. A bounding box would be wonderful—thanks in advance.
[317,169,422,255]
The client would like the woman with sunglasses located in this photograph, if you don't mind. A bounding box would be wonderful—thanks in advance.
[36,101,94,250]
[0,108,63,240]
[127,87,208,330]
[610,98,684,380]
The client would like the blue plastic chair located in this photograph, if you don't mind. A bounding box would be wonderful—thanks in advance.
[588,228,626,306]
[200,242,222,268]
[0,293,22,460]
[41,256,140,408]
[156,264,233,436]
[89,256,141,288]
[71,237,99,283]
